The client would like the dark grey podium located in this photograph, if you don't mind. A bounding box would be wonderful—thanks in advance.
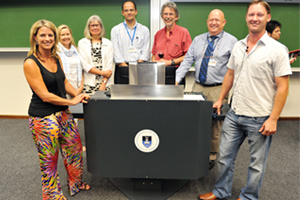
[81,87,213,199]
[84,90,212,180]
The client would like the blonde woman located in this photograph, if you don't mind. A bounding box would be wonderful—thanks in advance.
[57,24,86,152]
[78,15,114,96]
[57,24,84,98]
[23,19,90,200]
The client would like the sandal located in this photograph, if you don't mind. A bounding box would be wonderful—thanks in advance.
[79,182,91,191]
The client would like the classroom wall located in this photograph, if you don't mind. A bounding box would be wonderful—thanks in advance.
[0,52,31,116]
[0,1,299,117]
[1,51,299,117]
[174,2,300,67]
[0,0,150,47]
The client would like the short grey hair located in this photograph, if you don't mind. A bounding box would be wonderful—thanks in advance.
[160,2,180,20]
[84,15,106,39]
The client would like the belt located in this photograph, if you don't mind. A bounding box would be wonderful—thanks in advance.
[197,82,222,87]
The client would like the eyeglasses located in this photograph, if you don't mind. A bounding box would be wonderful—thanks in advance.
[90,24,100,28]
[163,13,175,17]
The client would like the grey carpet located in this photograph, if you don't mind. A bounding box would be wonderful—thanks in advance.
[0,119,299,200]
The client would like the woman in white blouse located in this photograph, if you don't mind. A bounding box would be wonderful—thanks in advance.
[58,25,84,99]
[58,24,86,152]
[78,15,114,96]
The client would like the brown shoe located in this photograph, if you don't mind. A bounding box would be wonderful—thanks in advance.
[198,192,217,200]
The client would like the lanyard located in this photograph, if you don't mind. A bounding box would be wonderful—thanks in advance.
[123,22,137,45]
[206,36,218,52]
[204,31,224,57]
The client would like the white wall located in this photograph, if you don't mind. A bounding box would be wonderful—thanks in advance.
[0,51,32,116]
[0,50,299,117]
[280,72,300,117]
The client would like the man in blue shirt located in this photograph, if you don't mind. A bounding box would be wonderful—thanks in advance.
[176,9,237,169]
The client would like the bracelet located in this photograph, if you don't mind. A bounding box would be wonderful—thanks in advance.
[102,80,107,83]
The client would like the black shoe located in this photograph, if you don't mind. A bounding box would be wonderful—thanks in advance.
[209,160,215,170]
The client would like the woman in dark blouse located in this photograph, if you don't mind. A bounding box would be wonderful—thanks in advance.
[23,19,90,200]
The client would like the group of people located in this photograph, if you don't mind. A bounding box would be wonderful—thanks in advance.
[197,1,291,200]
[23,0,292,200]
[111,1,192,85]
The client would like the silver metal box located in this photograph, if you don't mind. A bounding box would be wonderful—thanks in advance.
[129,62,166,85]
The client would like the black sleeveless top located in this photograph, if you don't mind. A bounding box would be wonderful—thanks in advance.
[25,54,68,117]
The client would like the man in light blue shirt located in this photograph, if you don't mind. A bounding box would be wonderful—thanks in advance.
[176,9,237,169]
[111,1,150,66]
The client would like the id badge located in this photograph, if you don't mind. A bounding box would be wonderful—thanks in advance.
[129,45,136,53]
[208,58,217,67]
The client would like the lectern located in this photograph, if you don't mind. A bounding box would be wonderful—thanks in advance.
[81,62,213,199]
[84,87,212,180]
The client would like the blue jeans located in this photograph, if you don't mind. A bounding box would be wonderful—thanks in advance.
[212,109,272,200]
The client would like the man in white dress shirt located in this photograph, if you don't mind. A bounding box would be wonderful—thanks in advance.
[111,1,150,83]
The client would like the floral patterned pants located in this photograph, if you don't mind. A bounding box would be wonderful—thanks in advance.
[29,109,83,199]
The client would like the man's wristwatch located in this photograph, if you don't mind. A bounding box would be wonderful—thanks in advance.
[171,59,175,66]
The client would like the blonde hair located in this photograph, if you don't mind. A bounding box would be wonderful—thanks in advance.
[247,0,270,14]
[28,19,59,60]
[83,15,106,39]
[58,24,77,48]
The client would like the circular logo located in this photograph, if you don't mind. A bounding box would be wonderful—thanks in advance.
[134,129,160,153]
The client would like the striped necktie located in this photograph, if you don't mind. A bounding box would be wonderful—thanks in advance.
[199,36,217,84]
